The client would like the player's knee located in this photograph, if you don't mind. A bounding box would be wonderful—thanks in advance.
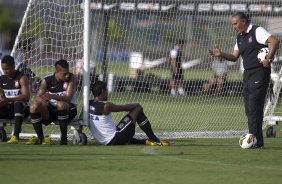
[30,103,41,113]
[34,97,47,106]
[135,103,143,111]
[57,101,67,110]
[29,104,36,113]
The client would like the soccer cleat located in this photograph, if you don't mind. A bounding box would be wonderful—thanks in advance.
[146,139,171,146]
[26,136,40,145]
[7,136,19,144]
[253,145,264,149]
[42,136,51,145]
[145,139,161,146]
[26,136,51,145]
[160,140,171,146]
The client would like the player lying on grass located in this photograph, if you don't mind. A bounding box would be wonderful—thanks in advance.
[89,81,170,146]
[26,59,77,145]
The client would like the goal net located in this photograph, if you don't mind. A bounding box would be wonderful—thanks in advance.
[10,0,282,140]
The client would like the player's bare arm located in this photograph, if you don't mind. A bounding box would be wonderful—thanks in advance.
[266,35,280,59]
[209,47,240,61]
[0,87,7,106]
[104,102,140,115]
[258,36,280,68]
[0,87,4,98]
[45,75,77,103]
[6,75,30,103]
[36,79,48,101]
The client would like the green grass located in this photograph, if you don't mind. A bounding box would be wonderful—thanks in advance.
[1,93,279,184]
[4,63,279,184]
[109,92,246,132]
[1,75,280,184]
[29,63,246,133]
[3,93,247,135]
[0,135,282,184]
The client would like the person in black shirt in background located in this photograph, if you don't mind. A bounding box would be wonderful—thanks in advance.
[170,39,186,96]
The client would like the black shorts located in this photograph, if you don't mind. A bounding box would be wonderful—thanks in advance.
[0,103,29,119]
[107,115,135,145]
[42,103,77,125]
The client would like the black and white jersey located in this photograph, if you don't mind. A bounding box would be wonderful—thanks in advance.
[0,70,26,99]
[44,73,76,106]
[234,24,270,70]
[170,45,182,71]
[88,100,116,145]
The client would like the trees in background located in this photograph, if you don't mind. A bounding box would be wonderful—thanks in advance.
[0,6,20,50]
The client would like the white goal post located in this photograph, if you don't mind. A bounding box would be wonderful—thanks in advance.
[7,0,282,140]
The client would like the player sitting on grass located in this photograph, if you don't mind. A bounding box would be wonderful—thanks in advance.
[89,81,170,146]
[26,59,77,145]
[0,55,30,144]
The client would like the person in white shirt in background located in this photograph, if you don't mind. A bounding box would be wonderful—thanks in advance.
[75,57,83,77]
[204,57,228,95]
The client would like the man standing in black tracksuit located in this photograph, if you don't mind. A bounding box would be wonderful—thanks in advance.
[209,12,280,148]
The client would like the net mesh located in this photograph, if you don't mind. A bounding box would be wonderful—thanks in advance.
[11,0,282,139]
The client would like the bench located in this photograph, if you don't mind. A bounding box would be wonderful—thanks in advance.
[0,116,88,145]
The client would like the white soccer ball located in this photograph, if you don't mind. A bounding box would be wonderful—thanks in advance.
[257,47,269,62]
[239,133,257,149]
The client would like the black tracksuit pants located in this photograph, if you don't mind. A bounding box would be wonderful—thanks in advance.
[243,67,270,147]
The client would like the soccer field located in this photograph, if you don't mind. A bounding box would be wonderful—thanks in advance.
[1,135,282,184]
[2,93,247,138]
[1,97,281,184]
[3,0,282,182]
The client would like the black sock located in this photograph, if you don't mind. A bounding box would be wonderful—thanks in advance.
[14,116,23,139]
[130,138,146,145]
[137,110,160,143]
[58,110,69,145]
[31,113,44,142]
[13,102,24,139]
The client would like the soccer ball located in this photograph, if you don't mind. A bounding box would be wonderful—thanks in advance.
[257,47,269,62]
[239,133,257,149]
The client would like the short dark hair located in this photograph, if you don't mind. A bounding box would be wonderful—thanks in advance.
[232,11,251,23]
[55,59,69,69]
[1,55,15,68]
[91,81,107,97]
[177,39,185,45]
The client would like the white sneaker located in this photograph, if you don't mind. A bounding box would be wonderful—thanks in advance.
[171,89,176,96]
[178,87,186,96]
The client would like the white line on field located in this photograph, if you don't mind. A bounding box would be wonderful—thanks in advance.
[142,147,282,171]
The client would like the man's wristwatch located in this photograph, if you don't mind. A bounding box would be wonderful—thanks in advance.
[266,59,273,63]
